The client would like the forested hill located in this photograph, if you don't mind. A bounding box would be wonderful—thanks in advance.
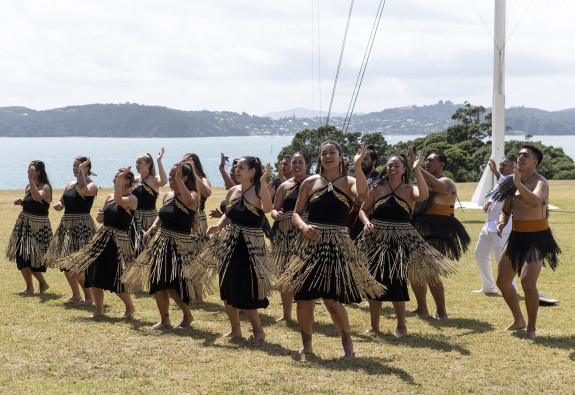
[1,102,574,137]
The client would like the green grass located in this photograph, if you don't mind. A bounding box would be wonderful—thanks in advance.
[1,182,574,393]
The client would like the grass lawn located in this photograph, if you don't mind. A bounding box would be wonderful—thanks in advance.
[1,181,574,393]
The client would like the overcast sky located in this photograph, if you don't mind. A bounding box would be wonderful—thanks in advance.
[1,0,574,116]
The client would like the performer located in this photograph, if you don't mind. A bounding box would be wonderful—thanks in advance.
[186,157,273,341]
[123,162,200,328]
[409,152,470,320]
[269,152,309,322]
[219,152,239,190]
[271,154,293,200]
[60,168,137,318]
[183,153,212,244]
[276,141,384,357]
[356,149,454,337]
[473,157,517,295]
[6,161,53,294]
[494,144,561,340]
[131,149,168,255]
[44,157,98,304]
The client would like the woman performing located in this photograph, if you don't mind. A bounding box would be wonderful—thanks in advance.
[269,152,309,322]
[123,162,200,329]
[60,168,137,318]
[186,157,273,341]
[131,149,167,255]
[43,157,98,304]
[183,153,212,244]
[276,141,384,357]
[356,149,454,337]
[6,161,53,294]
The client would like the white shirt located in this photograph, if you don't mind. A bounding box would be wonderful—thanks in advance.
[481,175,512,234]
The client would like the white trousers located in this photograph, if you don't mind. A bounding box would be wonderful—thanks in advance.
[474,230,517,292]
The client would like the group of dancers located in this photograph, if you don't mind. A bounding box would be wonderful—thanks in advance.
[6,140,561,357]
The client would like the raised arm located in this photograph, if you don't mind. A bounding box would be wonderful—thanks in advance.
[259,163,273,213]
[175,162,198,211]
[76,158,98,196]
[409,147,429,202]
[114,167,138,210]
[351,142,368,202]
[219,152,236,190]
[155,148,168,187]
[28,165,51,203]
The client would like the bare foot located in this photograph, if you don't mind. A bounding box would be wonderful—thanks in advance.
[36,283,50,294]
[222,330,242,339]
[364,327,380,333]
[523,330,536,340]
[152,321,172,329]
[339,346,355,358]
[81,299,94,305]
[19,289,34,294]
[65,296,83,303]
[296,346,314,355]
[432,312,448,320]
[175,316,194,329]
[275,315,292,322]
[248,330,265,342]
[91,311,105,319]
[504,318,526,331]
[121,308,135,318]
[392,327,407,338]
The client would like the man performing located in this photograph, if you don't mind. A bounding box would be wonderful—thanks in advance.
[473,156,517,295]
[410,152,470,320]
[494,144,561,340]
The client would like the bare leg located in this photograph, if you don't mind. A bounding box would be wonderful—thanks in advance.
[91,288,105,318]
[496,252,526,331]
[520,259,543,340]
[192,284,203,302]
[153,290,172,328]
[392,301,407,337]
[323,299,354,357]
[365,299,382,333]
[167,289,193,328]
[410,284,430,316]
[296,300,316,354]
[64,271,83,301]
[276,291,294,322]
[115,292,135,317]
[31,271,49,294]
[222,301,242,338]
[243,309,265,341]
[429,280,448,320]
[19,267,35,293]
[79,273,93,304]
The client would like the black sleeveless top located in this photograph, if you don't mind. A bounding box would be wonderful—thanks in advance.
[103,199,134,230]
[372,193,412,222]
[132,180,158,210]
[159,196,195,233]
[22,189,50,216]
[307,176,353,226]
[62,183,95,214]
[226,186,264,228]
[281,182,302,212]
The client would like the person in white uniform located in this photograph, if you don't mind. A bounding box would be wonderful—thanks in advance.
[473,157,518,295]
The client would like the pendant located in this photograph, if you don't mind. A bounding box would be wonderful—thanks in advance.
[327,182,333,192]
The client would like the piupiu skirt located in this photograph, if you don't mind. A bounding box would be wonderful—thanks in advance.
[6,211,52,272]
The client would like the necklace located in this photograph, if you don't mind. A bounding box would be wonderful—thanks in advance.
[521,172,537,185]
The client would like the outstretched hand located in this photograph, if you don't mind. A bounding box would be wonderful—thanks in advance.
[157,147,165,161]
[118,166,132,178]
[409,147,422,169]
[353,142,366,169]
[261,162,272,182]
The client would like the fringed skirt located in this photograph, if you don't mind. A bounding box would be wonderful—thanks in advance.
[130,208,158,256]
[59,225,134,293]
[505,219,561,274]
[268,211,304,277]
[411,214,471,261]
[43,213,97,268]
[122,228,203,303]
[184,223,271,309]
[194,210,210,249]
[356,219,456,301]
[276,222,385,304]
[6,212,52,272]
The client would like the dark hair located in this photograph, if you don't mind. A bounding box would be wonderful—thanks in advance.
[183,153,207,179]
[521,144,543,166]
[175,161,199,194]
[316,140,347,175]
[138,153,156,176]
[375,154,410,186]
[429,151,447,166]
[282,154,293,161]
[117,168,135,188]
[365,144,378,164]
[242,156,264,198]
[75,156,92,176]
[30,160,52,201]
[503,156,515,163]
[292,151,309,165]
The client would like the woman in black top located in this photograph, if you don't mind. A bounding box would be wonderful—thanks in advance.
[61,168,138,318]
[276,141,383,357]
[6,160,53,294]
[186,156,272,341]
[269,152,309,322]
[44,157,98,304]
[123,162,201,328]
[131,149,168,255]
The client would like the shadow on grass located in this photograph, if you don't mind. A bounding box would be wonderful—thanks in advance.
[421,316,495,336]
[356,331,470,356]
[533,335,575,361]
[76,313,151,331]
[17,291,63,303]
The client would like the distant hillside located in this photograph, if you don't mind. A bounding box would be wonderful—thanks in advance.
[1,102,574,137]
